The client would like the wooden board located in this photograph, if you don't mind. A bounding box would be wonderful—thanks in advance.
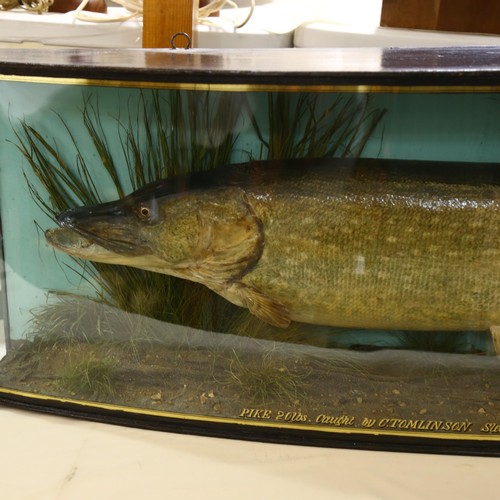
[381,0,500,35]
[143,0,196,49]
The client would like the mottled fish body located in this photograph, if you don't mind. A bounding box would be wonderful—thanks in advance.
[46,158,500,331]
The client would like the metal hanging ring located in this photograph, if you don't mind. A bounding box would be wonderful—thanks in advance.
[170,32,192,50]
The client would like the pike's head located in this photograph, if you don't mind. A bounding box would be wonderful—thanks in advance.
[46,179,263,284]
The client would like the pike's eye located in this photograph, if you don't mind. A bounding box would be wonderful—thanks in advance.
[137,205,152,221]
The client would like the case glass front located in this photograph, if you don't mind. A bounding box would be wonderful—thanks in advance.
[0,69,499,454]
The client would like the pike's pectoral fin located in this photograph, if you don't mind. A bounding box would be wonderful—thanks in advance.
[243,286,291,328]
[490,325,500,356]
[222,282,291,328]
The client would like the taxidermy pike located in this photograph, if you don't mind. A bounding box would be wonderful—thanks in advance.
[46,158,500,339]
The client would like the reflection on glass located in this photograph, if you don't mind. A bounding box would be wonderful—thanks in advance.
[0,85,499,447]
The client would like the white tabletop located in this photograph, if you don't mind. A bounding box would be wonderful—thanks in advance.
[0,405,498,500]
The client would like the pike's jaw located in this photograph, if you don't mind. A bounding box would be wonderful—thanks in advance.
[56,204,154,256]
[45,228,166,271]
[58,221,151,256]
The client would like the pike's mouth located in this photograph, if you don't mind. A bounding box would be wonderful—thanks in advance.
[45,227,94,251]
[45,227,157,268]
[62,223,146,255]
[55,206,150,255]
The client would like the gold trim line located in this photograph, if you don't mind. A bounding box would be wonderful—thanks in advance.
[1,387,499,442]
[2,74,500,93]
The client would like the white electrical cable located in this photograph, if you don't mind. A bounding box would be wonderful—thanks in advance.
[0,0,255,31]
[73,0,255,28]
[74,0,141,22]
[198,0,254,29]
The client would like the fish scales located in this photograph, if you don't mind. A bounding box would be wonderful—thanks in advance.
[242,172,500,330]
[46,158,500,332]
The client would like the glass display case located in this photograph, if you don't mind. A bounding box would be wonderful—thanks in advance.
[0,47,499,455]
